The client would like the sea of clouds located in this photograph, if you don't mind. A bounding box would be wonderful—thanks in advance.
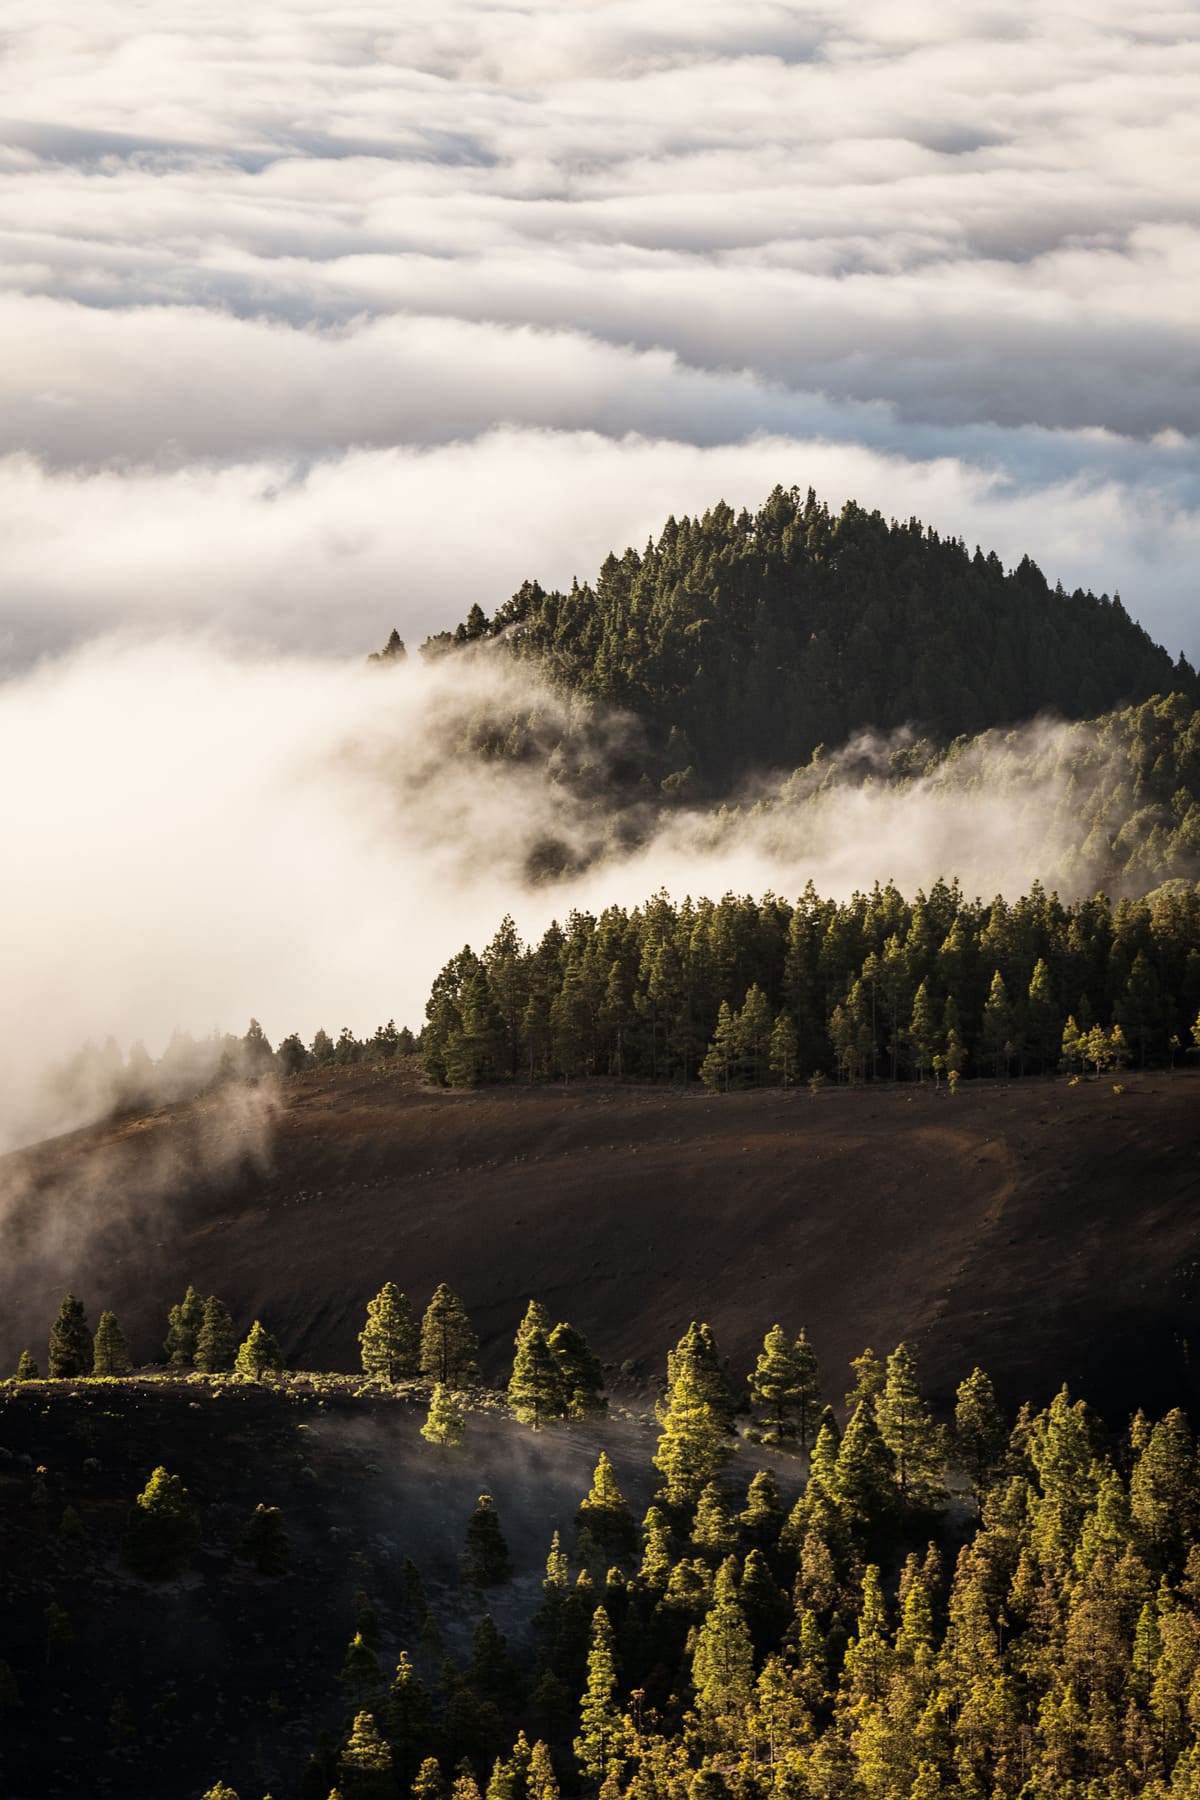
[2,0,1200,1142]
[1,0,1199,659]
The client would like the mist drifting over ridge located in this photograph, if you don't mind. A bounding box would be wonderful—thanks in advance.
[0,630,1180,1151]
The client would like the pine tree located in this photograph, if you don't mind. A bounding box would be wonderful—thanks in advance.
[691,1481,736,1559]
[164,1284,205,1366]
[692,1557,755,1737]
[1085,1022,1111,1076]
[768,1010,801,1086]
[412,1759,448,1800]
[48,1293,92,1379]
[954,1367,1006,1498]
[238,1502,289,1575]
[700,1001,737,1093]
[833,1403,896,1533]
[195,1295,237,1373]
[509,1323,566,1427]
[908,980,936,1081]
[1131,1409,1196,1568]
[234,1320,283,1378]
[876,1343,944,1507]
[749,1324,807,1441]
[91,1310,132,1377]
[527,1740,559,1800]
[547,1322,607,1418]
[576,1453,638,1561]
[845,1347,885,1414]
[750,1653,808,1762]
[340,1633,382,1707]
[654,1322,731,1506]
[574,1606,624,1782]
[638,1506,673,1589]
[1026,957,1061,1073]
[359,1282,418,1382]
[338,1710,395,1800]
[982,969,1014,1077]
[841,1564,892,1704]
[808,1408,842,1494]
[1061,1014,1085,1075]
[201,1786,239,1800]
[485,1759,516,1800]
[740,1545,787,1649]
[422,1382,466,1447]
[16,1349,38,1380]
[125,1466,199,1579]
[470,1612,522,1711]
[791,1328,822,1448]
[463,1493,512,1586]
[514,1298,554,1347]
[737,984,774,1086]
[740,1468,783,1546]
[420,1284,479,1387]
[385,1653,431,1784]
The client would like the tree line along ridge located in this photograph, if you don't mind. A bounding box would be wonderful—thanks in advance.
[420,881,1200,1089]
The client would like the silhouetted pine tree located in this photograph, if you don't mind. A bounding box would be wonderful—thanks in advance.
[164,1284,205,1366]
[195,1296,237,1373]
[91,1310,132,1378]
[48,1294,92,1379]
[463,1494,512,1586]
[125,1466,199,1579]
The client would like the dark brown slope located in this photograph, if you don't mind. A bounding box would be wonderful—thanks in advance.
[5,1069,1200,1418]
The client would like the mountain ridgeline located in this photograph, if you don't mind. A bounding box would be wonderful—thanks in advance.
[422,487,1196,788]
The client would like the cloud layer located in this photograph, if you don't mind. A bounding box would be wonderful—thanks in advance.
[1,0,1199,659]
[0,638,1136,1148]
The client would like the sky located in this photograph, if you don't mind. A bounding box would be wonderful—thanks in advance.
[1,0,1199,1142]
[1,0,1199,662]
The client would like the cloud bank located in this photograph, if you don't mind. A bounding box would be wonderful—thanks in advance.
[0,0,1198,661]
[0,639,1126,1150]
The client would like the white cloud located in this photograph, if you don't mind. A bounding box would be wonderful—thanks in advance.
[0,0,1196,663]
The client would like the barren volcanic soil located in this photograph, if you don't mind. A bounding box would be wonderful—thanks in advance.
[5,1068,1200,1416]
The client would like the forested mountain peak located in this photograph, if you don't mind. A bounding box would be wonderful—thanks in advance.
[424,487,1196,785]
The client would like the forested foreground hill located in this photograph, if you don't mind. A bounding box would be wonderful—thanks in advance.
[421,488,1196,787]
[10,1270,1200,1800]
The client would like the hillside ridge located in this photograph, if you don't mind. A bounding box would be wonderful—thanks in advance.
[6,1066,1200,1420]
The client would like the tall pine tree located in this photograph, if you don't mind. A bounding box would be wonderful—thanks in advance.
[359,1283,418,1382]
[654,1323,731,1507]
[92,1310,132,1377]
[420,1285,479,1387]
[48,1294,92,1379]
